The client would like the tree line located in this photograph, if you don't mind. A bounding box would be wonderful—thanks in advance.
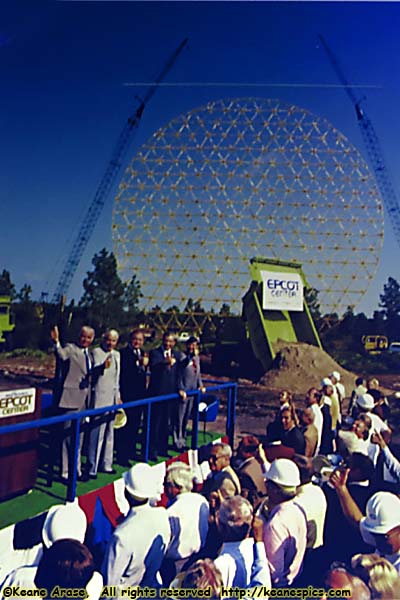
[0,249,237,350]
[1,249,400,355]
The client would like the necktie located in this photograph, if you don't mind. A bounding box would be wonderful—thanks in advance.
[192,357,197,374]
[84,349,90,374]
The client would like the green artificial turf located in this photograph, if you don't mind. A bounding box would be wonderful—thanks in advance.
[0,429,221,530]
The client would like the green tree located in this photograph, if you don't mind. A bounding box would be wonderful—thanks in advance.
[12,284,41,348]
[16,284,32,303]
[166,305,181,313]
[183,298,206,313]
[0,269,16,298]
[379,277,400,322]
[193,300,205,313]
[79,248,141,331]
[184,298,194,312]
[304,287,321,325]
[219,303,232,316]
[123,275,142,315]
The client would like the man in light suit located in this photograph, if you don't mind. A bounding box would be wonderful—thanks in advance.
[148,332,183,460]
[85,329,121,479]
[51,325,95,482]
[174,336,206,451]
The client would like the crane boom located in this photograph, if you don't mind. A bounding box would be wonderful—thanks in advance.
[318,35,359,106]
[51,38,188,303]
[319,34,400,250]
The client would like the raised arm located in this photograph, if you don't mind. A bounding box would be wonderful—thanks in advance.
[329,468,363,528]
[51,325,71,361]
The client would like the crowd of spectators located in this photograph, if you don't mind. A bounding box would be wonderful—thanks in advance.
[1,337,400,599]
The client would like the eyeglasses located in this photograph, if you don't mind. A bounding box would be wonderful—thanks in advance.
[209,454,224,462]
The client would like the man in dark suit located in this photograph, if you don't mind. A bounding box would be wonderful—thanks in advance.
[148,331,183,460]
[51,324,95,482]
[118,329,149,463]
[280,406,306,455]
[174,336,206,451]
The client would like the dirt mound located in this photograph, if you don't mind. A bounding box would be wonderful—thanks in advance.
[258,341,357,395]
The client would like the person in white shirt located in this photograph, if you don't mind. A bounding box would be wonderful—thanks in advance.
[0,503,87,591]
[215,496,271,589]
[353,394,391,466]
[306,387,323,455]
[321,377,340,435]
[293,456,327,550]
[348,377,367,416]
[329,370,345,412]
[262,459,307,587]
[102,463,171,591]
[85,329,121,479]
[371,430,400,483]
[337,414,371,460]
[162,462,209,583]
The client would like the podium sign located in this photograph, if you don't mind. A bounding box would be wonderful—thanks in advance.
[0,388,36,419]
[0,388,40,501]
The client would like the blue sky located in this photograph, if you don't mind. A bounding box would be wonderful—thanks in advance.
[2,1,400,315]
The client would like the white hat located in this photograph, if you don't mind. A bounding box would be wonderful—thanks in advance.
[356,393,374,410]
[360,492,400,537]
[123,463,158,499]
[321,377,333,388]
[266,458,300,487]
[330,371,341,381]
[42,503,87,548]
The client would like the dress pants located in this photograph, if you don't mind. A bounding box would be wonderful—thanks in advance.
[172,396,193,450]
[150,399,170,458]
[61,410,84,479]
[87,414,114,475]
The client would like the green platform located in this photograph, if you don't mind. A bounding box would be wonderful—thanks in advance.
[0,429,220,530]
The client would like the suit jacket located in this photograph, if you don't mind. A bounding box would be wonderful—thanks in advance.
[178,354,202,392]
[237,456,267,497]
[91,347,120,408]
[119,345,147,402]
[320,403,334,455]
[201,467,240,500]
[148,346,182,397]
[54,343,93,410]
[281,426,306,455]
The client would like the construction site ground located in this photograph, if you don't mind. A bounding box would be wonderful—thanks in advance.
[1,341,399,442]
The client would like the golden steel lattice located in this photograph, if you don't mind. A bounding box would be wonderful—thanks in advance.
[112,98,384,316]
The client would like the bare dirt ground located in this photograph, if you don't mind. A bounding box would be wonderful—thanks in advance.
[1,342,399,446]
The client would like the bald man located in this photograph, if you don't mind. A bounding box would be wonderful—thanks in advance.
[85,329,121,479]
[51,325,95,482]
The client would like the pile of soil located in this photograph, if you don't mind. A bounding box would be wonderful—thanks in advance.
[259,340,358,395]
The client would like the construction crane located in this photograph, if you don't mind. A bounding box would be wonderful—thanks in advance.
[51,38,188,303]
[319,34,400,249]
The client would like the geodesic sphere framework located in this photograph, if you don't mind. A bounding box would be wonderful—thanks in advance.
[112,98,384,316]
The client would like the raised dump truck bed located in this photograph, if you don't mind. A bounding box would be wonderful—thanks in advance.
[242,258,322,372]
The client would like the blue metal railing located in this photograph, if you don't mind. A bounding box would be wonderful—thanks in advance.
[0,382,237,502]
